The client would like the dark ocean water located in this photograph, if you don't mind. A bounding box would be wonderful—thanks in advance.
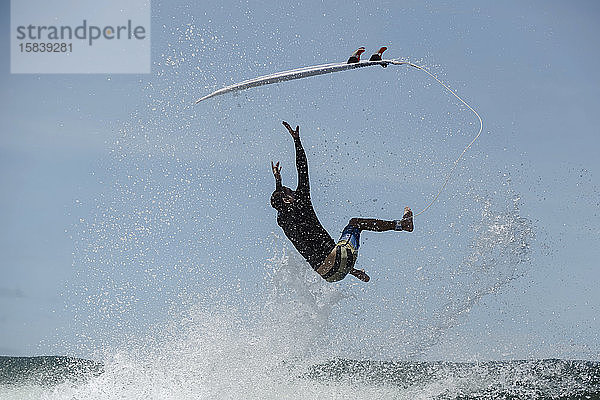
[0,356,103,387]
[309,358,600,400]
[1,356,598,399]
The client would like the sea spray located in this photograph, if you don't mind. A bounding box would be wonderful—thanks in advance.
[44,253,388,399]
[408,194,535,357]
[44,190,537,400]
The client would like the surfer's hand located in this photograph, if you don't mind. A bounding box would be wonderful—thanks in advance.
[282,121,299,139]
[271,161,281,180]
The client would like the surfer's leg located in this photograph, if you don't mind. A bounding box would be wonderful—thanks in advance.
[349,207,413,232]
[349,268,370,282]
[348,218,394,232]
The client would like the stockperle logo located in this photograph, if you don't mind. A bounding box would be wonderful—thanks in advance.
[11,0,151,74]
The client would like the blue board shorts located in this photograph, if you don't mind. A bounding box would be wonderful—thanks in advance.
[317,224,360,282]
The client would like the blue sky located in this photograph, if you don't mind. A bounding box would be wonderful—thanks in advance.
[0,0,599,360]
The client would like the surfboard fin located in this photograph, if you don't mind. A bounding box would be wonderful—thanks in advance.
[347,47,366,64]
[369,46,388,65]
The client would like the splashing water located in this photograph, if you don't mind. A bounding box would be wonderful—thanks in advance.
[409,194,535,357]
[36,192,543,400]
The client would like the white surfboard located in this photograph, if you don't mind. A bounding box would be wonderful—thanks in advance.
[195,59,409,103]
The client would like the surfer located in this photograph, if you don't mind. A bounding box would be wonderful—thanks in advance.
[271,121,414,283]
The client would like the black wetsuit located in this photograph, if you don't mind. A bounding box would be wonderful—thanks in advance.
[273,136,336,270]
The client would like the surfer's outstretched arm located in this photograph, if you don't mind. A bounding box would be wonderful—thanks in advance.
[282,121,310,197]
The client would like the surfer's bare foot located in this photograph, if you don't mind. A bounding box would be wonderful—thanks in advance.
[394,207,413,232]
[401,207,413,232]
[350,268,370,282]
